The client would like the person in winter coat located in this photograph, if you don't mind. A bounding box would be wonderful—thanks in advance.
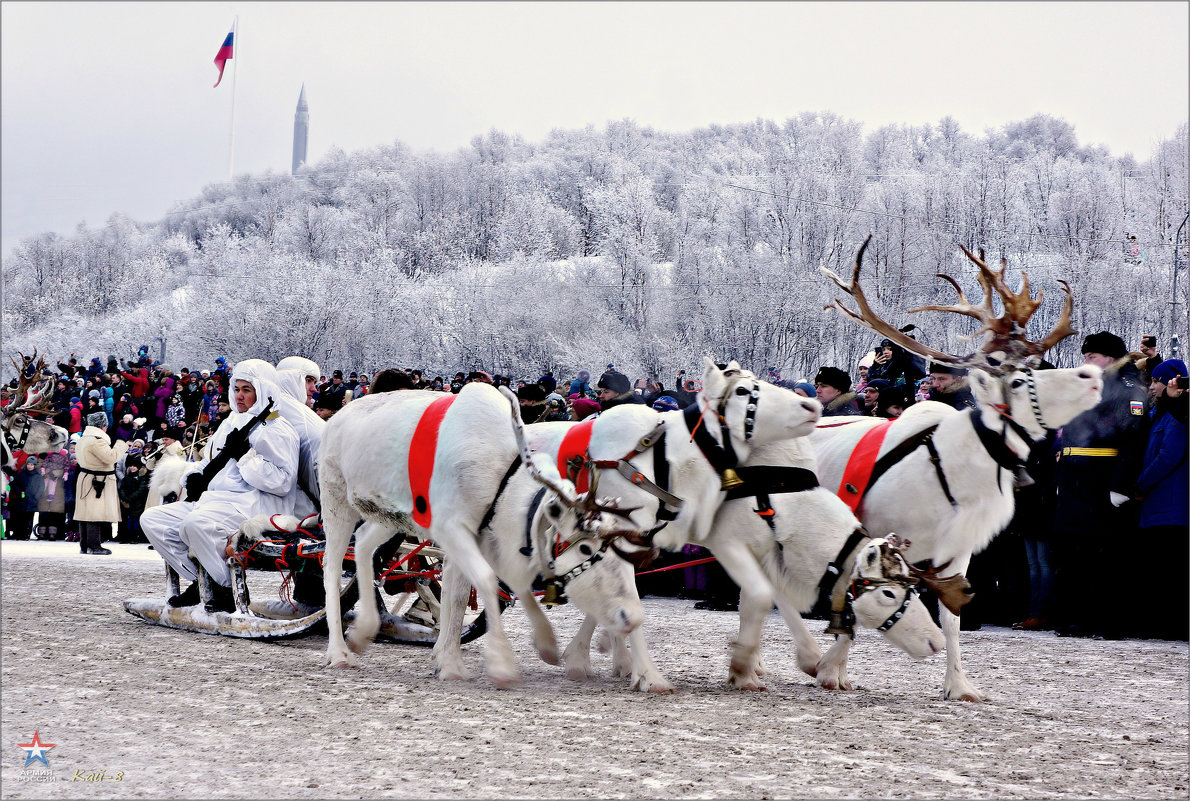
[7,456,44,540]
[152,371,176,422]
[926,364,978,410]
[1132,361,1188,639]
[37,450,69,540]
[142,359,300,613]
[116,455,151,544]
[568,370,593,399]
[1051,332,1150,639]
[595,369,643,413]
[100,382,115,427]
[74,412,129,554]
[165,394,187,429]
[570,398,601,421]
[113,414,136,442]
[814,366,862,417]
[120,366,150,400]
[274,365,326,521]
[67,397,84,435]
[866,338,927,389]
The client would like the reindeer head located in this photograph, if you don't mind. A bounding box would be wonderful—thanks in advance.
[849,537,944,659]
[698,356,822,449]
[2,350,68,462]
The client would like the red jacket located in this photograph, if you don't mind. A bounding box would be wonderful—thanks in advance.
[68,401,83,434]
[121,368,150,399]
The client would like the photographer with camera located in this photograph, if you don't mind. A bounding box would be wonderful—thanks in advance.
[141,360,299,614]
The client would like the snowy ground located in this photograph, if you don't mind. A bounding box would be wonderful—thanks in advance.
[2,541,1187,800]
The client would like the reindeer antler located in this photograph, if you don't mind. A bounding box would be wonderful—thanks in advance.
[820,237,971,366]
[8,350,54,414]
[498,386,632,520]
[822,238,1080,370]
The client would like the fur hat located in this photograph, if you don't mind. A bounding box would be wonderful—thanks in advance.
[597,370,631,396]
[928,362,968,376]
[86,412,108,428]
[1081,331,1127,359]
[1150,359,1187,385]
[571,399,601,420]
[517,384,546,403]
[813,366,851,393]
[538,373,557,393]
[125,455,144,470]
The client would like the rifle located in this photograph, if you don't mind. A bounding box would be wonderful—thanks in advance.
[184,399,275,502]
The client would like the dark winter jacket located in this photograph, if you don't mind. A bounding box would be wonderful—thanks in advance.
[1052,360,1150,535]
[1137,395,1188,529]
[820,392,863,417]
[9,467,45,512]
[928,378,977,411]
[118,470,151,520]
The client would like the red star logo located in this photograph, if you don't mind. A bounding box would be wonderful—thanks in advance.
[17,730,55,767]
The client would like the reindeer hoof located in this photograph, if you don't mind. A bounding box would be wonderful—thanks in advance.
[537,647,561,666]
[325,649,359,669]
[491,673,522,690]
[565,665,593,681]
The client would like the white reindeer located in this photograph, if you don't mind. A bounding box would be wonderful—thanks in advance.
[317,381,651,689]
[811,238,1103,701]
[1,351,69,494]
[523,358,824,690]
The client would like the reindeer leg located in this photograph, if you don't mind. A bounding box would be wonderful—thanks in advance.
[626,626,675,694]
[434,525,520,689]
[814,632,854,691]
[772,595,823,679]
[562,614,598,681]
[515,587,560,665]
[940,553,985,702]
[345,521,397,655]
[709,540,774,691]
[321,502,360,669]
[432,561,472,682]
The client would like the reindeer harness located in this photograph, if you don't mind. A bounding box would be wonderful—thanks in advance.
[814,531,921,638]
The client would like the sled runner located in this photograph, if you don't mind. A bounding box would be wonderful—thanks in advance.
[123,515,507,643]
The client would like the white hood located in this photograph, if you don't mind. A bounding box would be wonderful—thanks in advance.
[275,368,308,404]
[276,356,321,382]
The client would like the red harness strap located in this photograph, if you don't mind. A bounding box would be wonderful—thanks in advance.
[556,419,596,493]
[836,420,894,514]
[408,395,457,528]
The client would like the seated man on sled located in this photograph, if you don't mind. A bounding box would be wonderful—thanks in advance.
[142,359,300,613]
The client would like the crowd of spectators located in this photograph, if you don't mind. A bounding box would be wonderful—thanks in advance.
[2,335,1185,639]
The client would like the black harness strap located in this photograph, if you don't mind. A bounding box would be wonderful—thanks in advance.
[815,528,869,638]
[682,403,737,476]
[478,455,523,534]
[723,465,820,530]
[520,486,547,557]
[860,423,958,509]
[652,432,678,522]
[969,408,1027,470]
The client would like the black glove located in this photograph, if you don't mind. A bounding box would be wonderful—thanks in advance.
[184,471,208,501]
[220,425,253,461]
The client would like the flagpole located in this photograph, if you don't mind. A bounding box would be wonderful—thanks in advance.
[228,14,239,180]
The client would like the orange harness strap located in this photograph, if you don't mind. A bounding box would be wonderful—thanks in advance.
[408,395,457,528]
[836,420,894,514]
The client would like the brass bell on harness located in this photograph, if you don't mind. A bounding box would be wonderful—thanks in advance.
[720,467,744,491]
[542,580,568,608]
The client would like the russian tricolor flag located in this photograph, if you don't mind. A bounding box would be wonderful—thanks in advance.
[213,28,234,88]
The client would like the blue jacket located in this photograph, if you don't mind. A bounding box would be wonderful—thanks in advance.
[1137,404,1188,528]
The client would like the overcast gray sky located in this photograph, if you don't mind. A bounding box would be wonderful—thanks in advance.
[2,1,1186,258]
